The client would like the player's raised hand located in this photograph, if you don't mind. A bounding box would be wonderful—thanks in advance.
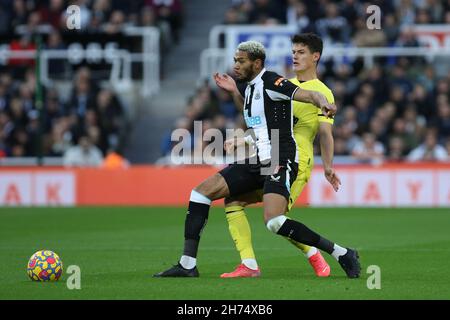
[214,73,238,93]
[224,137,245,154]
[224,138,236,154]
[321,102,337,119]
[324,167,341,192]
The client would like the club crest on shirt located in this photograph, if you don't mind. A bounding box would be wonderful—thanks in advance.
[254,91,261,100]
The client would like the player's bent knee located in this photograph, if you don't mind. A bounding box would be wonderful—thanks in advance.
[224,198,247,208]
[266,215,287,233]
[194,174,229,200]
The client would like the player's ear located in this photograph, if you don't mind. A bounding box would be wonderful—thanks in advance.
[313,52,321,64]
[255,58,263,69]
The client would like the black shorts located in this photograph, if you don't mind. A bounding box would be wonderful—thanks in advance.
[219,158,298,201]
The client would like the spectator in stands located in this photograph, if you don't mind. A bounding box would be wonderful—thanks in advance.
[0,3,11,35]
[397,0,416,26]
[140,6,172,50]
[18,83,34,113]
[8,34,36,72]
[90,0,113,30]
[337,105,358,135]
[0,83,10,112]
[45,30,67,78]
[223,7,240,25]
[48,117,73,157]
[25,110,39,156]
[369,116,388,146]
[396,28,420,48]
[63,133,103,167]
[431,99,450,142]
[415,8,432,24]
[417,66,435,93]
[9,126,31,156]
[39,0,65,30]
[86,123,102,151]
[102,148,130,169]
[160,116,192,157]
[383,13,400,45]
[67,69,96,118]
[23,10,41,34]
[352,132,385,164]
[248,0,286,24]
[145,0,183,43]
[340,0,359,27]
[445,138,450,157]
[10,0,29,33]
[9,97,27,128]
[403,104,427,140]
[43,89,63,134]
[315,3,350,43]
[103,10,126,34]
[390,117,419,154]
[334,137,349,156]
[95,88,125,153]
[387,136,406,162]
[410,83,433,118]
[286,0,313,33]
[353,93,373,129]
[426,0,444,23]
[216,88,238,120]
[407,129,448,162]
[336,123,359,155]
[445,10,450,24]
[352,16,386,47]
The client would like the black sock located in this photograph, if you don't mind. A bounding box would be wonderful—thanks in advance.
[183,201,210,258]
[277,219,335,254]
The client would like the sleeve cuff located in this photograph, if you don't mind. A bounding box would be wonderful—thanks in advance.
[291,86,300,100]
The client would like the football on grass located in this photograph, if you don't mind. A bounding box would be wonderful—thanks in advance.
[27,250,63,282]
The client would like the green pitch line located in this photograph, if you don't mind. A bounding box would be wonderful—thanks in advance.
[0,207,449,300]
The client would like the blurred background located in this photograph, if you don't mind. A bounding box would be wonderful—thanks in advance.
[0,0,449,206]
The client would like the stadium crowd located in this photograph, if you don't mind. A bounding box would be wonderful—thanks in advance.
[0,0,183,43]
[0,63,128,160]
[162,0,450,164]
[0,0,183,162]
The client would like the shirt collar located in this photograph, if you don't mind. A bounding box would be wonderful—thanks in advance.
[248,68,266,85]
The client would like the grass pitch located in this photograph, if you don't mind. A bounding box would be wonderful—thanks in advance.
[0,206,449,300]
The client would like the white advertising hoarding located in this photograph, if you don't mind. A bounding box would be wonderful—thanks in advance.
[0,172,75,206]
[309,168,450,207]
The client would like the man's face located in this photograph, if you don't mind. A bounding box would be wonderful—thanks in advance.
[233,50,258,82]
[425,133,437,149]
[79,137,90,151]
[292,43,319,73]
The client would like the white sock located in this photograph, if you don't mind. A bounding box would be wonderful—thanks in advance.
[190,190,212,205]
[242,258,258,270]
[305,247,318,259]
[331,244,347,261]
[179,255,196,269]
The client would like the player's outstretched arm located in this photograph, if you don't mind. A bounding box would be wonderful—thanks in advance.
[213,73,244,110]
[293,88,336,118]
[319,122,341,192]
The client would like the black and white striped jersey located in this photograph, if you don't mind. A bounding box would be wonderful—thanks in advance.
[241,68,300,164]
